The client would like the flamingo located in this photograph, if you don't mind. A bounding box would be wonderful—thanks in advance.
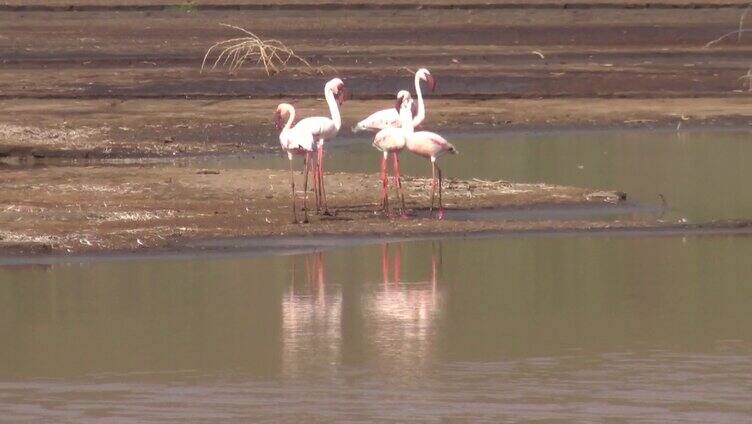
[372,91,414,215]
[275,103,315,224]
[352,68,436,133]
[296,78,347,215]
[401,96,458,220]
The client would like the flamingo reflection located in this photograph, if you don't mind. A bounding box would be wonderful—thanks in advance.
[365,243,443,371]
[282,243,444,377]
[282,251,342,377]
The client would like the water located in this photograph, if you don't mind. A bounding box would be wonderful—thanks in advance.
[216,127,752,222]
[3,129,752,422]
[1,237,752,421]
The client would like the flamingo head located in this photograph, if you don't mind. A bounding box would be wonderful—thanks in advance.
[326,78,347,106]
[417,68,436,92]
[395,90,412,111]
[274,103,293,130]
[395,93,413,117]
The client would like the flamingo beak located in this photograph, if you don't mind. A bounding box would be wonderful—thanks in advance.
[274,110,284,130]
[395,96,403,112]
[427,74,437,92]
[336,86,347,106]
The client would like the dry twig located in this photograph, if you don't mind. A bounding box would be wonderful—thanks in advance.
[739,67,752,91]
[704,4,752,92]
[740,4,752,42]
[201,23,320,75]
[399,66,417,74]
[705,3,752,47]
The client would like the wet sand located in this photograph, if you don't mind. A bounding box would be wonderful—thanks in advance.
[0,162,634,255]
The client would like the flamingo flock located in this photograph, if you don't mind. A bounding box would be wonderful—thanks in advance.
[277,68,456,223]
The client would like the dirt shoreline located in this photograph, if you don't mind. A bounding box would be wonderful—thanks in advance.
[0,162,636,255]
[4,219,752,264]
[1,98,749,160]
[1,1,751,10]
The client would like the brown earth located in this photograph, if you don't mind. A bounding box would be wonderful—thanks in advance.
[0,1,750,255]
[0,163,633,255]
[1,97,750,159]
[0,1,750,158]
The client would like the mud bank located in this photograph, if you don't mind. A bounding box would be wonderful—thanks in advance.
[1,98,750,160]
[0,163,635,256]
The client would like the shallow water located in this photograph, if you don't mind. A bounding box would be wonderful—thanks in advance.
[213,127,752,222]
[1,236,752,421]
[3,128,752,421]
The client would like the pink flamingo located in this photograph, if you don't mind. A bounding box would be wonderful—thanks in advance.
[402,98,458,220]
[275,103,315,223]
[372,91,414,214]
[352,68,436,133]
[296,78,347,215]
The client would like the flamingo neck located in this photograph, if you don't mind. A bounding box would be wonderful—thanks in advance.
[285,107,295,131]
[413,73,425,127]
[325,88,341,131]
[400,103,415,138]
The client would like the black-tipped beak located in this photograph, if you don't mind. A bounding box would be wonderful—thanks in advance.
[274,111,284,130]
[336,86,348,106]
[427,74,437,92]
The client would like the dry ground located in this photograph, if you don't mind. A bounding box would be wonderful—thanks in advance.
[0,1,750,157]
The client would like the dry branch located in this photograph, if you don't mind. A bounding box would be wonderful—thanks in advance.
[201,23,328,76]
[740,3,752,42]
[705,3,752,47]
[704,4,752,92]
[739,68,752,92]
[704,29,752,48]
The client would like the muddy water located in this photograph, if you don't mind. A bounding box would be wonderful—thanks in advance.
[1,236,752,421]
[216,128,752,222]
[3,129,752,421]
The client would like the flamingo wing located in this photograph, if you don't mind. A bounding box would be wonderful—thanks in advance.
[297,116,336,140]
[354,108,401,133]
[373,127,405,152]
[288,126,315,152]
[409,131,457,158]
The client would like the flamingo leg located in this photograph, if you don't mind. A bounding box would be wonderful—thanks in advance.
[392,152,406,215]
[436,163,444,220]
[380,153,389,213]
[289,157,298,224]
[429,160,437,216]
[311,153,320,214]
[317,141,330,215]
[302,153,310,223]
